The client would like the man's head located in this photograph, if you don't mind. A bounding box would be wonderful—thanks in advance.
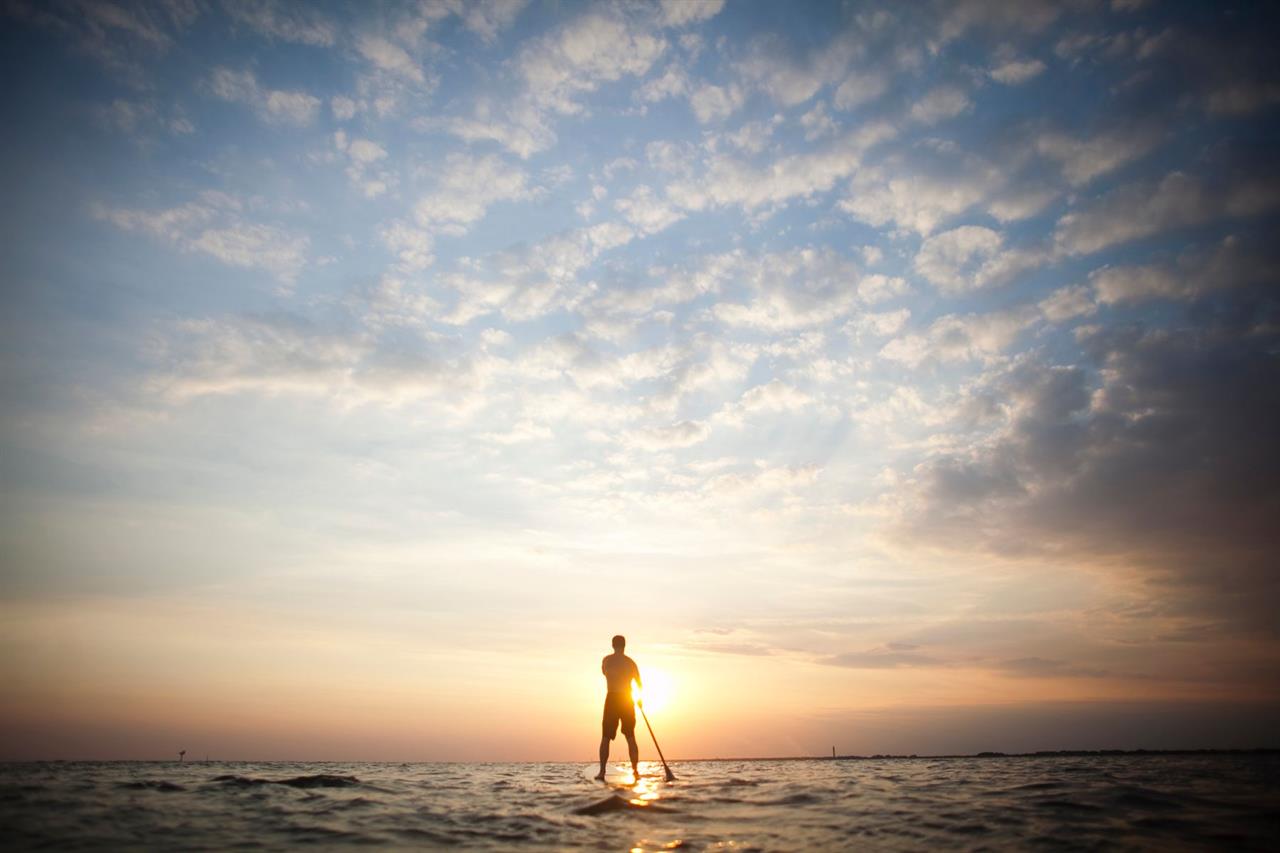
[612,635,625,652]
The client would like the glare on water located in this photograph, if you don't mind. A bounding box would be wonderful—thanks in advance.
[627,766,664,805]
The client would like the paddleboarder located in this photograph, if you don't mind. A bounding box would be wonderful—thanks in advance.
[596,634,642,780]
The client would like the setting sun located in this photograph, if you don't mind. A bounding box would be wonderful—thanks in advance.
[636,668,674,714]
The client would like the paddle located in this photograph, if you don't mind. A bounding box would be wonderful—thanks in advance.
[637,701,676,782]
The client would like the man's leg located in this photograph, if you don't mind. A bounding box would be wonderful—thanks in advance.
[597,735,609,779]
[625,731,639,775]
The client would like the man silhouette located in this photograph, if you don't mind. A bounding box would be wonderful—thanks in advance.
[596,634,642,780]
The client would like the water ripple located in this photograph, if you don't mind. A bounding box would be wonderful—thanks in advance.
[1,755,1277,851]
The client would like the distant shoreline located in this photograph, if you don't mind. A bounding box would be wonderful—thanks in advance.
[8,748,1278,764]
[744,747,1280,762]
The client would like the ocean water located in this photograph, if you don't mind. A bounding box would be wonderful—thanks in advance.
[2,755,1277,850]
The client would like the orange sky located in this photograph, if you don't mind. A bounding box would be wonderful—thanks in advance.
[3,586,1276,760]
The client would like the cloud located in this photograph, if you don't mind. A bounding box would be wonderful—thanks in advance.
[935,0,1061,44]
[517,10,667,115]
[333,131,393,197]
[799,102,838,140]
[711,248,901,332]
[223,0,336,46]
[6,0,198,84]
[356,34,426,84]
[833,71,888,110]
[381,222,435,273]
[733,30,861,109]
[413,154,533,232]
[459,0,529,43]
[1035,124,1163,187]
[1037,285,1096,324]
[914,226,1046,295]
[1090,235,1279,304]
[658,0,724,28]
[688,641,774,657]
[151,312,449,404]
[989,185,1060,223]
[824,647,949,669]
[1118,16,1280,118]
[1056,172,1204,256]
[846,308,911,340]
[91,193,308,283]
[1204,82,1280,117]
[434,7,667,156]
[436,223,636,324]
[738,378,811,413]
[697,463,821,502]
[581,250,737,331]
[613,186,685,235]
[624,419,711,451]
[345,138,387,165]
[840,142,1051,236]
[997,657,1111,679]
[555,341,689,392]
[914,226,1002,292]
[667,122,896,212]
[92,98,193,138]
[713,379,814,428]
[879,306,1041,368]
[84,1,180,47]
[989,57,1046,85]
[94,98,153,133]
[878,283,1099,369]
[910,85,972,124]
[688,83,746,123]
[188,224,309,283]
[261,90,322,124]
[842,173,987,236]
[207,67,321,125]
[359,274,443,333]
[636,65,690,104]
[427,101,555,160]
[330,96,358,121]
[887,319,1280,631]
[1055,170,1280,256]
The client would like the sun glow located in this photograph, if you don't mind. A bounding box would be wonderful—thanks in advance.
[635,667,674,714]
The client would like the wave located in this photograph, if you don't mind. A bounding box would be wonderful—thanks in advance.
[210,773,360,789]
[573,794,676,816]
[119,780,185,792]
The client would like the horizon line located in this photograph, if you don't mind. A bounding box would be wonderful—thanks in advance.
[6,746,1278,764]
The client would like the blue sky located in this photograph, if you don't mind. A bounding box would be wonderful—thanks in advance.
[2,0,1278,760]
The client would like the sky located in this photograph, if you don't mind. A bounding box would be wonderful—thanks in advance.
[1,0,1278,761]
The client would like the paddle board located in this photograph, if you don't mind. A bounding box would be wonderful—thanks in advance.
[583,763,643,786]
[576,763,675,816]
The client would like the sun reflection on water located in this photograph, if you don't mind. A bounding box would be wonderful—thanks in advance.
[630,840,688,852]
[620,761,667,806]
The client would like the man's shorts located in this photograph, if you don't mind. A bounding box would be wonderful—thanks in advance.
[601,691,636,741]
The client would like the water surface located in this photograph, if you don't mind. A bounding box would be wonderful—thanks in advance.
[2,755,1277,850]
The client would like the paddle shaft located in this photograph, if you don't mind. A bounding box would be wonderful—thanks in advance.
[638,703,676,781]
